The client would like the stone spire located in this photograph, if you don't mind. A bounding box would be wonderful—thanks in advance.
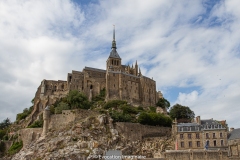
[109,25,120,59]
[112,25,116,49]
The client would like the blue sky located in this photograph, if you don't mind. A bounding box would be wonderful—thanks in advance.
[0,0,240,128]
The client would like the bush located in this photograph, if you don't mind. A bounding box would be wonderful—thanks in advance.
[66,90,91,109]
[110,111,132,122]
[103,100,127,109]
[138,112,172,127]
[27,120,43,128]
[120,105,138,114]
[137,106,144,111]
[0,130,6,140]
[8,141,23,155]
[149,106,156,113]
[55,102,70,114]
[16,106,33,121]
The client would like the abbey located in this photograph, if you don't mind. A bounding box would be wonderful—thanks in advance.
[32,27,162,123]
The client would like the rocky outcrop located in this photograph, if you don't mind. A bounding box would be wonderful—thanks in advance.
[10,112,172,160]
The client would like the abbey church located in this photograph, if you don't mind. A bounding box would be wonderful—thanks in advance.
[32,27,162,120]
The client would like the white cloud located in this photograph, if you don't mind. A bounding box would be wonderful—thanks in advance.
[0,0,240,128]
[176,91,199,105]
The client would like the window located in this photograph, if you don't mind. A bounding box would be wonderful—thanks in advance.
[221,140,224,146]
[213,140,216,147]
[180,134,183,139]
[213,133,216,138]
[206,133,209,138]
[189,141,192,147]
[181,142,184,148]
[220,132,223,138]
[197,141,200,147]
[196,133,200,139]
[188,134,191,139]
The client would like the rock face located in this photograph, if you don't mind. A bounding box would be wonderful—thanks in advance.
[10,112,172,160]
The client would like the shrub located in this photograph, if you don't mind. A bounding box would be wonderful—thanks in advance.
[66,90,91,109]
[110,111,132,122]
[138,112,172,127]
[0,130,6,140]
[120,105,138,114]
[103,100,127,109]
[8,141,23,155]
[149,106,156,113]
[137,106,144,111]
[55,102,70,114]
[16,106,33,121]
[27,120,43,128]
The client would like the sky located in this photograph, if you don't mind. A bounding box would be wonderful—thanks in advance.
[0,0,240,128]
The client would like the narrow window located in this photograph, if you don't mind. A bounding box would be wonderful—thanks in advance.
[196,133,200,139]
[188,134,191,139]
[214,140,216,146]
[221,140,224,146]
[189,141,192,147]
[220,132,223,138]
[197,141,200,147]
[213,133,216,138]
[206,133,209,139]
[180,134,183,139]
[181,142,184,148]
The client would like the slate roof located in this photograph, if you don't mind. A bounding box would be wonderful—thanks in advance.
[177,123,199,127]
[109,48,121,59]
[228,128,240,140]
[201,119,219,125]
[84,67,106,73]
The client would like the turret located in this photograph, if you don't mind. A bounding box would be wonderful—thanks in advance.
[42,106,50,137]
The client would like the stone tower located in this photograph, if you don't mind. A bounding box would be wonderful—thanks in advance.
[42,106,50,137]
[106,26,122,100]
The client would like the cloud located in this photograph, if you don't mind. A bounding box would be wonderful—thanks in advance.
[0,0,240,128]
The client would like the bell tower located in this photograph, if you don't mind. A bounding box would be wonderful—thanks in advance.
[106,25,121,72]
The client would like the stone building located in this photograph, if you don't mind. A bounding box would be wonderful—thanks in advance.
[228,128,240,158]
[172,116,228,150]
[27,27,161,126]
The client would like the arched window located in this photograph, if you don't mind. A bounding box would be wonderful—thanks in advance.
[90,85,93,89]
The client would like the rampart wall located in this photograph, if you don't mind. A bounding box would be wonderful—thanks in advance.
[115,122,171,141]
[48,109,99,130]
[164,150,230,160]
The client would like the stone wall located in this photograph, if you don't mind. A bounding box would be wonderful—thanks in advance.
[164,150,229,160]
[115,122,171,141]
[48,109,99,130]
[18,128,42,148]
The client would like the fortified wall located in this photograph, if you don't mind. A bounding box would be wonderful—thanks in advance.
[48,109,99,130]
[163,150,232,160]
[115,122,171,141]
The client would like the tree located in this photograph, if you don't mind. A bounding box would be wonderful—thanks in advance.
[169,104,195,123]
[156,98,170,109]
[0,118,11,130]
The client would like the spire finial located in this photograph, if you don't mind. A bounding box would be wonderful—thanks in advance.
[111,25,117,49]
[113,25,115,40]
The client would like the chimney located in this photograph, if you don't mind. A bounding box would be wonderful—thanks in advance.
[230,128,234,132]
